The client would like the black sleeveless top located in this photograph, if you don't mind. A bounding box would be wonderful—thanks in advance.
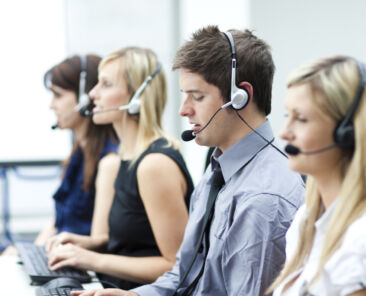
[98,138,194,289]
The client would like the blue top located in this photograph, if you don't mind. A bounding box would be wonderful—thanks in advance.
[133,121,305,296]
[53,140,118,235]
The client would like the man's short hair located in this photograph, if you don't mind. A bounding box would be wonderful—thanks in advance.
[173,25,275,115]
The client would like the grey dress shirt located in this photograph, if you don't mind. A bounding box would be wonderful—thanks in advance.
[132,121,305,295]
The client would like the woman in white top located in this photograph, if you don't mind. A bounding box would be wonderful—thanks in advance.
[269,56,366,296]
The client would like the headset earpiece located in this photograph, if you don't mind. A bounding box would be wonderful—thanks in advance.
[333,59,366,149]
[223,31,249,110]
[127,96,141,115]
[127,63,162,115]
[333,122,355,149]
[231,85,249,110]
[78,55,90,115]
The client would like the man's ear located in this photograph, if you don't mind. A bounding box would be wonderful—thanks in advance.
[238,81,253,102]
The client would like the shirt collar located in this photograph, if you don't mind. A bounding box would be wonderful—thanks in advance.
[210,120,274,182]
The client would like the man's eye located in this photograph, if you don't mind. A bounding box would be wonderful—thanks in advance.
[192,96,204,101]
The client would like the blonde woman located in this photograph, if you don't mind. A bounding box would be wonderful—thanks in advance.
[269,56,366,295]
[47,47,194,290]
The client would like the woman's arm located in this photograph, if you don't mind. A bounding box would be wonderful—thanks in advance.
[46,153,120,252]
[48,153,189,284]
[88,152,120,248]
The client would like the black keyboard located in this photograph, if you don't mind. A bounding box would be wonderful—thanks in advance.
[16,242,91,284]
[36,287,84,296]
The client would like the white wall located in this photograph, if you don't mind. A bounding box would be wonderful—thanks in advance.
[250,0,366,140]
[0,0,68,238]
[0,0,70,162]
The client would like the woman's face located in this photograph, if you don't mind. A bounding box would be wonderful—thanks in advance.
[49,84,82,129]
[89,60,130,125]
[280,83,341,176]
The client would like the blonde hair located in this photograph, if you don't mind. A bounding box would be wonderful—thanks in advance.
[99,47,179,163]
[269,56,366,293]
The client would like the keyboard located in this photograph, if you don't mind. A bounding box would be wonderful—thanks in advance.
[16,241,91,284]
[35,287,84,296]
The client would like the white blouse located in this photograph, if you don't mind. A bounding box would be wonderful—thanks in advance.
[273,204,366,296]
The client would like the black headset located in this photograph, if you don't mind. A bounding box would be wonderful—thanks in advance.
[223,31,250,110]
[333,59,366,149]
[126,63,162,115]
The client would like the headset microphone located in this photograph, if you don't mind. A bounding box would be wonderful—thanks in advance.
[181,130,196,142]
[284,144,337,156]
[181,102,232,142]
[83,63,162,118]
[51,103,88,130]
[81,104,135,117]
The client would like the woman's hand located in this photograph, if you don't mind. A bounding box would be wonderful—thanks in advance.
[47,243,98,271]
[46,232,82,253]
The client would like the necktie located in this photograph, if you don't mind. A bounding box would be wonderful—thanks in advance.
[173,166,225,296]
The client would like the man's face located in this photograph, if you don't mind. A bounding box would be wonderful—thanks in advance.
[179,68,233,150]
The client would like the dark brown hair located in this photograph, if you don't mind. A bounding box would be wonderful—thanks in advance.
[44,54,118,191]
[173,25,275,115]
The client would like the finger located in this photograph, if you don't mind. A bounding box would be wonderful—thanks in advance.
[48,249,73,268]
[71,289,98,296]
[71,291,90,296]
[49,257,75,270]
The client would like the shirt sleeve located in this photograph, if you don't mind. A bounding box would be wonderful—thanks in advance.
[131,259,181,295]
[221,192,299,295]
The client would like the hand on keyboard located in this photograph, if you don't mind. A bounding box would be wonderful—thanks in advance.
[16,242,91,284]
[46,232,87,253]
[48,243,97,272]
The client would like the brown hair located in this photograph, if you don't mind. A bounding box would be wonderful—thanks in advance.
[173,25,275,115]
[44,54,118,191]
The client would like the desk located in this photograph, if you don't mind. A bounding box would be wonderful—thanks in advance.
[0,256,102,296]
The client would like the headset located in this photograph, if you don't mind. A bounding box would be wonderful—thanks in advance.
[77,54,90,114]
[333,59,366,149]
[223,31,250,110]
[51,55,89,129]
[126,63,162,115]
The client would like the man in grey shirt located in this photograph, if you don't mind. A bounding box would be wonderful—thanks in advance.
[73,25,304,296]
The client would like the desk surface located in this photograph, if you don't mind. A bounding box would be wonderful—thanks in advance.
[0,255,102,296]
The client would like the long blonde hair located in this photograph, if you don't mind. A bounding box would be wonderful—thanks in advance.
[99,47,179,163]
[269,56,366,293]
